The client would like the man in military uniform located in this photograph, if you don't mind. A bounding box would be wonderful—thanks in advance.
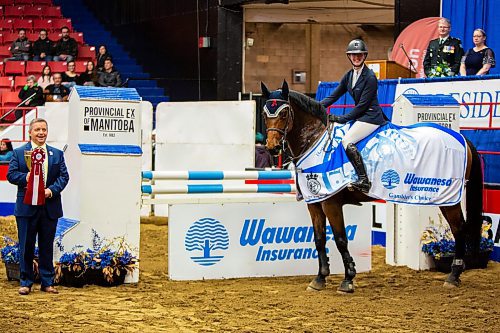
[423,18,464,77]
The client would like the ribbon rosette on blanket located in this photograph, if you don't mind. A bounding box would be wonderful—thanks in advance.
[24,147,46,206]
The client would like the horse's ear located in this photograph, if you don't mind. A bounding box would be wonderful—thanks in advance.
[282,80,289,99]
[261,82,271,99]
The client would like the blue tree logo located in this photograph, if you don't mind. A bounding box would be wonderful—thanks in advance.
[185,217,229,266]
[381,169,400,189]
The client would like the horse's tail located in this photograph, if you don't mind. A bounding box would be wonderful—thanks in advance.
[464,138,484,253]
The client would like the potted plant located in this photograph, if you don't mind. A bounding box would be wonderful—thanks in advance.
[55,231,138,287]
[421,215,494,273]
[1,236,40,281]
[428,61,453,78]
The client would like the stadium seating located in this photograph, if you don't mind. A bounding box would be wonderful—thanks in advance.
[70,32,84,45]
[13,19,33,31]
[52,18,72,31]
[0,46,10,60]
[0,76,13,92]
[14,76,29,90]
[4,61,26,76]
[23,6,46,18]
[4,6,25,18]
[44,6,62,19]
[78,46,95,61]
[27,32,38,41]
[2,91,20,108]
[26,61,46,76]
[0,20,14,32]
[33,19,53,32]
[75,60,87,73]
[2,32,18,44]
[47,61,66,73]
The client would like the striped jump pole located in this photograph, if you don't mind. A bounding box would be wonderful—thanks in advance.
[141,183,296,194]
[141,170,294,181]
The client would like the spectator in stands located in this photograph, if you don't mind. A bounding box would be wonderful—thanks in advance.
[44,73,70,102]
[17,75,45,120]
[460,29,496,76]
[255,132,273,168]
[61,61,79,88]
[77,61,98,86]
[0,138,14,162]
[96,45,112,72]
[5,29,31,62]
[37,65,54,90]
[424,18,464,77]
[32,29,54,62]
[53,27,78,62]
[98,58,122,87]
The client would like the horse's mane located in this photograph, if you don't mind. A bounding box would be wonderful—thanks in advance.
[289,91,327,126]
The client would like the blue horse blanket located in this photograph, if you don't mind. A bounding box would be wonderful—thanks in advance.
[295,122,466,206]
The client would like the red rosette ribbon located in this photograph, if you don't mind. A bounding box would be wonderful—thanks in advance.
[24,147,46,206]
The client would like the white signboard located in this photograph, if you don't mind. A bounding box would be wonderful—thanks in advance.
[395,78,500,128]
[168,201,371,280]
[77,100,141,145]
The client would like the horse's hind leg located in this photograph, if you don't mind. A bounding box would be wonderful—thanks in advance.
[306,203,330,291]
[440,204,466,287]
[322,199,356,294]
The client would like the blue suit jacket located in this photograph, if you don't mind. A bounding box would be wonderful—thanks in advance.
[320,65,387,125]
[7,142,69,219]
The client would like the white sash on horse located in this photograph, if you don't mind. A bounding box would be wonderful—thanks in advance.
[295,122,466,206]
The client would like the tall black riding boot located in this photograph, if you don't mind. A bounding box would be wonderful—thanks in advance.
[345,143,371,193]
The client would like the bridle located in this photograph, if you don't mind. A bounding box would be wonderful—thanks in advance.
[263,97,310,162]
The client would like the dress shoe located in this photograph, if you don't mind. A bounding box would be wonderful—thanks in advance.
[40,286,59,294]
[18,286,31,295]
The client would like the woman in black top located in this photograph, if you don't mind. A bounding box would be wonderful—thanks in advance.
[17,75,45,120]
[96,45,112,71]
[61,61,79,88]
[77,61,98,86]
[460,28,495,76]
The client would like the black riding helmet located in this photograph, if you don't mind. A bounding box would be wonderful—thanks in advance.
[346,39,368,67]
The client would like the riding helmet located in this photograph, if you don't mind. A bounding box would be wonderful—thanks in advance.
[346,39,368,54]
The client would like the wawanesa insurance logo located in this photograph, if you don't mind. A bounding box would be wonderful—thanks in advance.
[381,169,400,189]
[184,217,229,266]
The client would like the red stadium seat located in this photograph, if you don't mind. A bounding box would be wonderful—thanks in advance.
[23,6,46,19]
[78,46,95,61]
[27,32,39,42]
[4,6,25,18]
[33,19,53,32]
[75,60,87,73]
[13,19,34,31]
[16,0,35,5]
[0,47,10,60]
[47,61,66,74]
[70,32,84,45]
[2,32,18,45]
[26,61,47,75]
[51,18,72,31]
[0,20,14,32]
[44,6,62,18]
[0,76,13,92]
[4,61,26,76]
[37,0,53,5]
[2,91,21,107]
[0,0,13,6]
[14,76,29,90]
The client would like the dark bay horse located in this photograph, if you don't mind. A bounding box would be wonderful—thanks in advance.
[261,80,483,293]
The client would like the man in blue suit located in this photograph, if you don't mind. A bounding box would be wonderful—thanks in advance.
[320,38,387,193]
[7,118,69,295]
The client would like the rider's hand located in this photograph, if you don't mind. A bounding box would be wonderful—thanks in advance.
[328,114,341,123]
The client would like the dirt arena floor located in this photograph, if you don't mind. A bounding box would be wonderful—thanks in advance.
[0,215,498,333]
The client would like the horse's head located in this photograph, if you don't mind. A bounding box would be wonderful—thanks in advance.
[261,80,293,154]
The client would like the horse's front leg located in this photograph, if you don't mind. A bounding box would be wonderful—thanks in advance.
[306,203,329,291]
[322,200,356,294]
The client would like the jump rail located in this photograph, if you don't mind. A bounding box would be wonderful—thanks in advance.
[141,170,294,181]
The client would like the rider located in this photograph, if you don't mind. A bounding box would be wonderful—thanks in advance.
[320,38,387,193]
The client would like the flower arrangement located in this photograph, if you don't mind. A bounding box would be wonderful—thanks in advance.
[428,61,452,78]
[55,230,138,287]
[1,236,40,281]
[421,214,494,267]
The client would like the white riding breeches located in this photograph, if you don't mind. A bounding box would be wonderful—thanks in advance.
[341,121,379,149]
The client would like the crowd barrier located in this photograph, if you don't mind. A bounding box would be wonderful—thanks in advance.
[141,170,296,195]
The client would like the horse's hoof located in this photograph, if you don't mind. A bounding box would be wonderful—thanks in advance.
[337,280,354,294]
[307,279,326,292]
[443,280,460,288]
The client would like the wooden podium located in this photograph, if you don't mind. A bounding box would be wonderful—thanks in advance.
[365,60,416,79]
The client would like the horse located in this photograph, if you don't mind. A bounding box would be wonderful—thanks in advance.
[260,80,483,293]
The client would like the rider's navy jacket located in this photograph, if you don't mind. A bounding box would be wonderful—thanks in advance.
[320,65,387,125]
